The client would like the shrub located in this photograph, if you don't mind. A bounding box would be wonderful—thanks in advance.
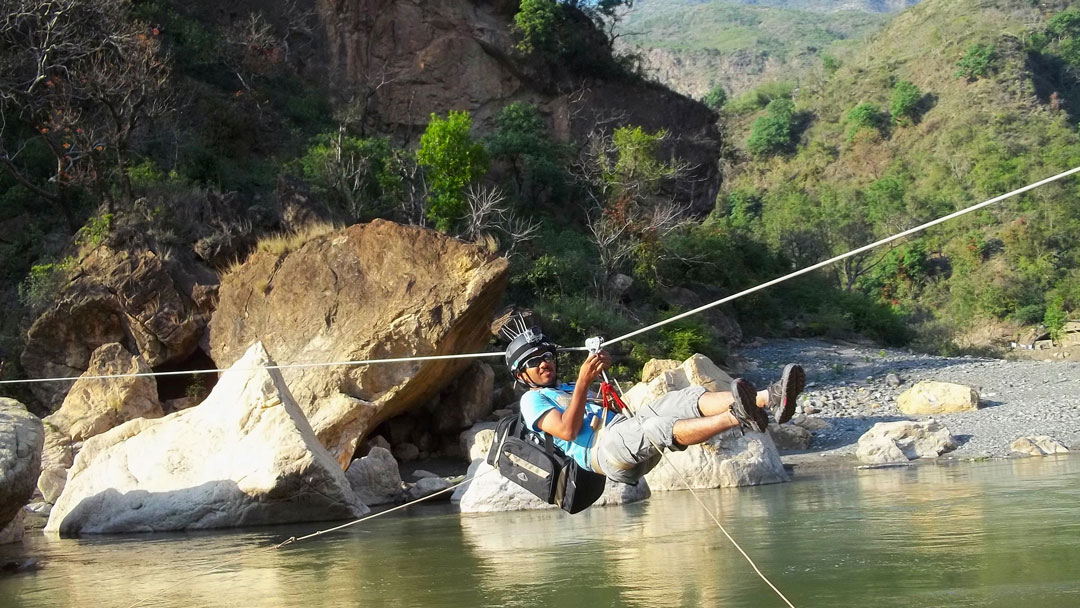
[822,54,841,75]
[890,80,924,125]
[1048,9,1080,39]
[747,99,796,156]
[956,44,995,80]
[703,85,727,111]
[416,111,490,231]
[296,133,403,220]
[846,103,883,141]
[76,214,113,249]
[1044,296,1068,342]
[18,257,76,310]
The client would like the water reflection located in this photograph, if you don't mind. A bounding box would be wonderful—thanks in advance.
[1,456,1078,608]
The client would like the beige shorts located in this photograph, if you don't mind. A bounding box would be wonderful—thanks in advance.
[593,386,707,485]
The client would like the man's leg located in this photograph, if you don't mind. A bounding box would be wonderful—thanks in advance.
[671,412,741,446]
[676,378,765,444]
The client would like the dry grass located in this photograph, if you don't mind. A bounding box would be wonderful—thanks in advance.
[220,221,341,278]
[256,221,340,256]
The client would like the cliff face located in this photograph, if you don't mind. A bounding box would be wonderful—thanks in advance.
[191,0,723,210]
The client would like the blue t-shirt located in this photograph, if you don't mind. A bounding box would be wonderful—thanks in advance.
[519,384,616,471]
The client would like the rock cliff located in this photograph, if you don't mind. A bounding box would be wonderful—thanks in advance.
[192,0,724,211]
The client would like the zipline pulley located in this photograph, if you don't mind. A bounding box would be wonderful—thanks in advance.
[586,336,627,415]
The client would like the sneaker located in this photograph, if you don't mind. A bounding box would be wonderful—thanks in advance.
[767,364,806,424]
[731,378,768,433]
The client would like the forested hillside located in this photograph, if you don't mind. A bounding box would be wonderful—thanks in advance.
[617,0,915,99]
[718,0,1080,352]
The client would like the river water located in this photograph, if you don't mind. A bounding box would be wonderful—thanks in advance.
[2,455,1078,607]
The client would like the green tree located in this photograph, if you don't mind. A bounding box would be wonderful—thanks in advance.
[1048,10,1080,39]
[416,111,490,232]
[513,0,561,55]
[747,98,796,156]
[487,102,564,203]
[296,133,403,220]
[890,80,923,125]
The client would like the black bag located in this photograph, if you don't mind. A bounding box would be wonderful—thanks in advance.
[486,414,607,514]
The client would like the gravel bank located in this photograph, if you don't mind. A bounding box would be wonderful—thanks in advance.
[734,338,1080,468]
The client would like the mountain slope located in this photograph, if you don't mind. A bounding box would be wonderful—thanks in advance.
[617,0,916,98]
[722,0,1080,351]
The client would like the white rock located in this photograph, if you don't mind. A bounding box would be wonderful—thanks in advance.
[0,399,44,534]
[459,422,498,463]
[453,460,649,513]
[644,431,788,490]
[405,476,453,501]
[856,420,958,465]
[345,447,403,506]
[45,343,366,535]
[1009,436,1069,456]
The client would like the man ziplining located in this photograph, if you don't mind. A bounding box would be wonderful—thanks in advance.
[504,325,806,485]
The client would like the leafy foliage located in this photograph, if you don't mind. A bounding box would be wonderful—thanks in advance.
[295,133,404,221]
[416,111,490,232]
[747,98,797,156]
[514,0,562,55]
[956,43,995,80]
[889,80,924,125]
[845,102,884,141]
[703,85,728,110]
[487,102,566,204]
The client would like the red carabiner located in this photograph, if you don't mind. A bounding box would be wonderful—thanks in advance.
[599,381,627,413]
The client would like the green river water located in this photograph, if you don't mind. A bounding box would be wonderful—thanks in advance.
[1,455,1077,607]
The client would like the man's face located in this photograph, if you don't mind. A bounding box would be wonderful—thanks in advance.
[520,350,556,386]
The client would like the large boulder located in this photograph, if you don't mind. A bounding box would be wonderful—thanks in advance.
[623,354,786,491]
[644,431,788,490]
[45,343,366,535]
[44,343,163,443]
[22,237,217,411]
[856,420,958,465]
[453,459,650,513]
[209,220,509,468]
[0,399,44,537]
[623,354,735,412]
[897,381,979,415]
[460,422,499,463]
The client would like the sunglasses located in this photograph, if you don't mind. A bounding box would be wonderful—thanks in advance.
[523,351,555,369]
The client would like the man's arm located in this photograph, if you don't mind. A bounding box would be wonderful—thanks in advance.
[536,351,611,441]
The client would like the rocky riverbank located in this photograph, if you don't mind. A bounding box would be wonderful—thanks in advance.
[734,338,1080,470]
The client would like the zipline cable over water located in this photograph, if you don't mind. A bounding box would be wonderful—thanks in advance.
[4,164,1078,387]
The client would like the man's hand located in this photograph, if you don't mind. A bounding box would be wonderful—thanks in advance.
[577,351,612,384]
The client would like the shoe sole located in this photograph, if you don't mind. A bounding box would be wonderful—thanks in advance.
[776,364,806,424]
[732,378,768,433]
